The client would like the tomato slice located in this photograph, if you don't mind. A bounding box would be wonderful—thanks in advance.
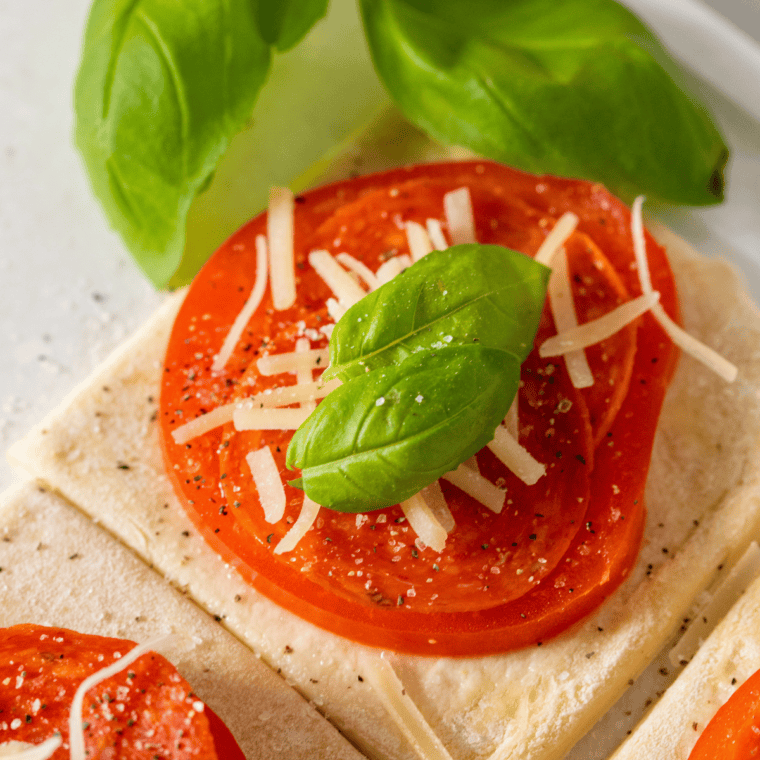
[159,161,679,656]
[689,668,760,759]
[0,625,224,759]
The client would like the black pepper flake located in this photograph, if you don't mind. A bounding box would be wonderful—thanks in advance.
[267,534,274,543]
[117,462,130,470]
[69,553,80,560]
[357,675,364,682]
[575,454,586,465]
[214,528,220,533]
[25,715,31,723]
[659,667,669,676]
[732,677,737,685]
[528,534,537,541]
[481,543,489,550]
[411,548,418,558]
[181,531,190,537]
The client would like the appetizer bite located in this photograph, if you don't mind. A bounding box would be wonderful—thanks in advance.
[0,624,243,760]
[10,158,760,759]
[610,546,760,759]
[0,483,364,760]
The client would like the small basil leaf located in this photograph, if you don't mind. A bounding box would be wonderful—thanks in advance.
[322,244,549,382]
[255,0,330,51]
[287,344,519,512]
[74,0,270,287]
[359,0,728,205]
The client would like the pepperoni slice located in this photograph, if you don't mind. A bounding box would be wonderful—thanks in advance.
[0,625,237,759]
[159,161,679,656]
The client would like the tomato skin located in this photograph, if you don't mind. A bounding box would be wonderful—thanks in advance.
[159,161,679,656]
[0,624,236,760]
[689,669,760,759]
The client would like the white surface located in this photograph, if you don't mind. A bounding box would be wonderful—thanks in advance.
[0,0,759,505]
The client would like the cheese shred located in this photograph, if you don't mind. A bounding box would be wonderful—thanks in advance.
[443,187,477,245]
[268,187,297,310]
[309,249,367,308]
[361,654,455,760]
[534,212,579,267]
[631,197,738,383]
[246,446,286,523]
[539,292,660,357]
[401,492,449,553]
[212,234,268,373]
[547,248,594,388]
[275,497,321,554]
[487,425,546,485]
[0,737,62,760]
[442,464,505,514]
[405,221,434,261]
[69,635,175,760]
[257,348,330,376]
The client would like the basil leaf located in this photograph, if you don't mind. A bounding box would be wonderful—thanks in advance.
[359,0,728,205]
[322,244,549,382]
[256,0,330,51]
[74,0,271,287]
[287,345,519,512]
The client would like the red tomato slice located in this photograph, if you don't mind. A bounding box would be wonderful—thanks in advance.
[689,668,760,759]
[159,161,679,656]
[0,624,228,760]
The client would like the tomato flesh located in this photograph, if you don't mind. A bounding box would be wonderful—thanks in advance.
[159,161,679,656]
[0,624,233,759]
[689,668,760,759]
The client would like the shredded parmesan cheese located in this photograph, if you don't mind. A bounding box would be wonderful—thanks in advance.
[69,635,174,760]
[631,198,737,382]
[0,738,62,760]
[257,348,329,376]
[539,292,660,357]
[336,252,380,290]
[246,446,286,523]
[275,496,321,554]
[419,481,455,533]
[504,395,519,439]
[296,338,316,413]
[651,302,738,382]
[171,404,236,445]
[309,249,366,307]
[233,407,312,431]
[327,297,347,322]
[442,463,505,514]
[443,187,476,245]
[361,654,455,760]
[487,425,546,485]
[376,255,412,285]
[547,248,594,388]
[534,212,579,267]
[405,221,434,261]
[212,234,268,372]
[631,196,653,294]
[401,492,449,553]
[245,378,340,409]
[267,187,296,310]
[426,218,448,251]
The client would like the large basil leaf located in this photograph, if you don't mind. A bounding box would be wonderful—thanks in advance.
[359,0,728,206]
[75,0,271,287]
[322,244,549,382]
[256,0,330,51]
[287,345,519,512]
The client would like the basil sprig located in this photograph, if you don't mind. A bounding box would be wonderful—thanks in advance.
[287,245,550,512]
[75,0,728,287]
